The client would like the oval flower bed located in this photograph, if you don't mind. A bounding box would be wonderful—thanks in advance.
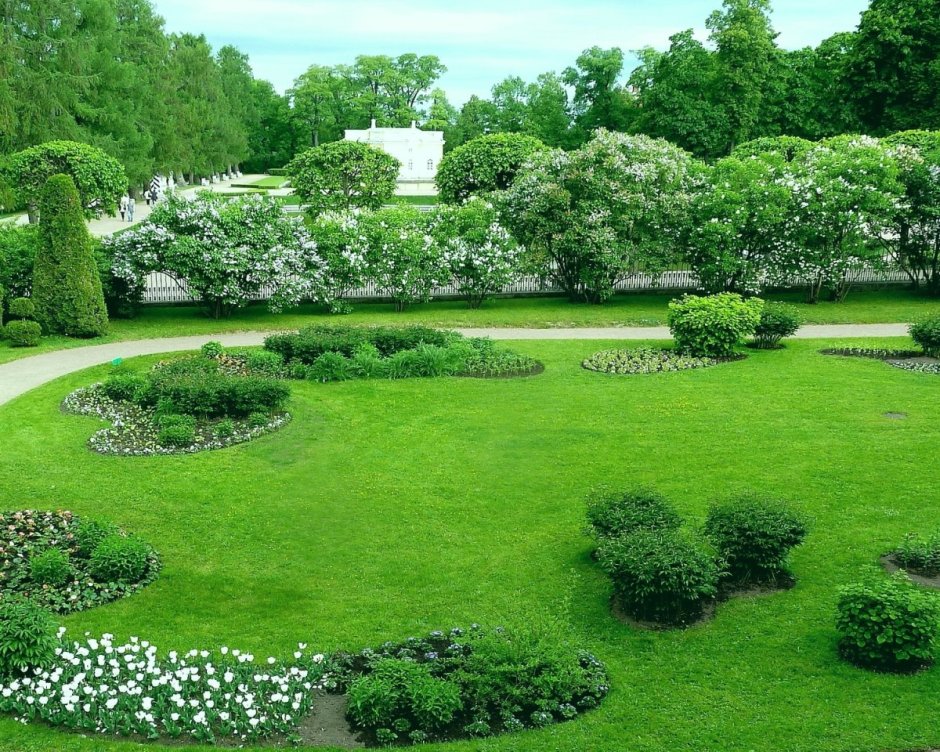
[0,510,160,614]
[820,347,940,375]
[0,626,608,747]
[582,347,739,375]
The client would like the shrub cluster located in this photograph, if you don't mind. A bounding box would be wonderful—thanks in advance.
[333,625,608,745]
[0,510,160,614]
[668,293,764,357]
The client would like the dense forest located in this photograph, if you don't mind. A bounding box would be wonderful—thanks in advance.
[0,0,936,188]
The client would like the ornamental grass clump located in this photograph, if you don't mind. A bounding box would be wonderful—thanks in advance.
[704,495,808,586]
[668,293,763,357]
[836,574,940,673]
[597,529,720,626]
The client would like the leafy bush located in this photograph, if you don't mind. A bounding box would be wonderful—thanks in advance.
[7,296,35,320]
[836,574,940,672]
[668,293,764,357]
[0,599,58,677]
[585,487,682,543]
[156,414,197,447]
[265,325,451,364]
[29,548,73,587]
[458,338,540,377]
[288,140,399,212]
[894,532,940,576]
[910,315,940,357]
[436,132,547,203]
[350,343,386,378]
[751,303,802,349]
[4,319,41,347]
[597,529,719,626]
[200,341,225,359]
[347,658,462,739]
[215,418,236,438]
[74,519,118,558]
[87,534,151,584]
[0,225,40,300]
[248,411,270,428]
[704,495,807,585]
[101,372,148,402]
[582,348,718,374]
[308,351,353,382]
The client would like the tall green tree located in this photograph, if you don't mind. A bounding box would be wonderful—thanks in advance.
[563,46,631,136]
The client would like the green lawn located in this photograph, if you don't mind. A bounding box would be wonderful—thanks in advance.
[1,289,938,365]
[232,176,289,189]
[1,338,940,751]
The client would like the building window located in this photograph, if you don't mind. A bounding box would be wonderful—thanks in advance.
[407,160,413,171]
[427,159,434,170]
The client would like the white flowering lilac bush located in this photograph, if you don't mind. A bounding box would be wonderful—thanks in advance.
[0,630,330,744]
[429,198,522,308]
[304,210,369,313]
[497,130,699,304]
[106,193,329,318]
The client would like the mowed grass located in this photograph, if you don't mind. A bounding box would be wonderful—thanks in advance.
[232,176,289,189]
[1,338,939,751]
[1,288,938,365]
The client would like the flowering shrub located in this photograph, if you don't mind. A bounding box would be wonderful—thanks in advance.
[304,210,368,312]
[668,293,763,357]
[836,574,940,672]
[429,198,522,308]
[106,193,327,318]
[582,347,721,374]
[0,510,160,614]
[0,631,330,743]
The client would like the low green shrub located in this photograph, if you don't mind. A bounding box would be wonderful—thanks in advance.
[0,598,58,677]
[200,341,225,359]
[836,574,940,672]
[87,534,151,584]
[894,532,940,576]
[459,338,539,377]
[582,348,718,374]
[264,325,451,364]
[7,296,35,321]
[910,315,940,358]
[704,495,807,585]
[29,548,73,587]
[101,372,149,402]
[668,293,763,357]
[308,351,353,382]
[157,414,196,447]
[597,529,719,626]
[248,411,270,428]
[215,418,236,438]
[350,343,386,378]
[585,487,682,543]
[4,319,41,347]
[751,303,802,349]
[74,519,118,558]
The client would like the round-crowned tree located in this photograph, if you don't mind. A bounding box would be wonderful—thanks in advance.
[288,141,400,212]
[32,174,109,338]
[435,132,547,204]
[8,141,127,224]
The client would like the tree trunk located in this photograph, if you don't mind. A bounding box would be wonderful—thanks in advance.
[27,202,38,224]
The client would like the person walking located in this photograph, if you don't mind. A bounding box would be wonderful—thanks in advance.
[119,194,128,221]
[127,194,136,223]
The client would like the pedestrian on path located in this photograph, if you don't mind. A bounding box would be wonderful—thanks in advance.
[127,195,136,223]
[119,194,128,221]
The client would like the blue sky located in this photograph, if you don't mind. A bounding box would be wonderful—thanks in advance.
[153,0,870,104]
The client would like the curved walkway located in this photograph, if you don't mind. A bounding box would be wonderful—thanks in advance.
[0,323,911,406]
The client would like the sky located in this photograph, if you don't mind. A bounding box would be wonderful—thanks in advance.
[153,0,871,105]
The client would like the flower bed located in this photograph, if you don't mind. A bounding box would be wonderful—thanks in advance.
[0,510,160,614]
[582,347,732,375]
[820,348,940,375]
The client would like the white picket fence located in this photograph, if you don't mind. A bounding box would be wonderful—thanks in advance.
[141,267,917,305]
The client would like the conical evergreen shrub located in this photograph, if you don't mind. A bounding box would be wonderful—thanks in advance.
[32,174,108,337]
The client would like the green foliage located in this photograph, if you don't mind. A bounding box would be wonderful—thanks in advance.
[0,225,39,301]
[437,133,547,203]
[732,136,816,164]
[909,315,940,357]
[456,337,540,377]
[668,293,763,356]
[597,529,720,626]
[156,414,197,447]
[32,174,108,337]
[265,325,451,364]
[0,599,58,677]
[288,141,399,212]
[101,372,148,402]
[214,418,236,438]
[752,303,802,349]
[586,487,682,543]
[8,141,126,219]
[6,296,34,320]
[4,319,41,347]
[29,548,73,587]
[582,347,719,374]
[88,534,151,584]
[308,351,353,382]
[704,495,807,584]
[74,519,118,559]
[894,532,940,576]
[836,574,940,672]
[201,341,225,359]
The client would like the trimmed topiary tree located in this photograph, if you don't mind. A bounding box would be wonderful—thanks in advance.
[287,141,400,212]
[32,174,109,338]
[436,132,547,204]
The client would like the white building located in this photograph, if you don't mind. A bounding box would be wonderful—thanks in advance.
[344,120,443,196]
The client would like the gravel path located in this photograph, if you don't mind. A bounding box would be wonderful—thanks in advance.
[0,323,911,406]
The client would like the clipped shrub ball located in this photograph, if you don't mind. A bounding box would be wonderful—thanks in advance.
[598,529,719,626]
[29,548,73,587]
[704,495,807,585]
[4,319,41,347]
[836,574,940,672]
[910,315,940,358]
[585,487,682,543]
[7,296,35,321]
[87,534,151,584]
[0,598,59,677]
[668,293,763,357]
[894,532,940,576]
[751,303,802,349]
